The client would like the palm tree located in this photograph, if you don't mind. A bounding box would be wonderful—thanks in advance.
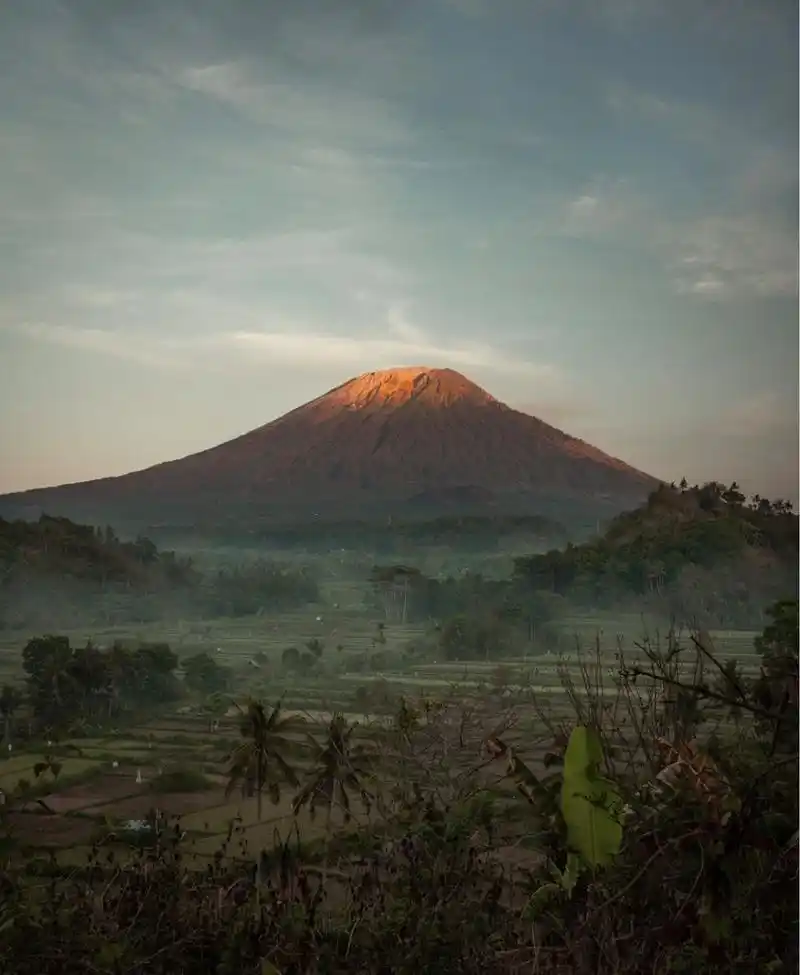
[225,699,303,821]
[293,713,374,878]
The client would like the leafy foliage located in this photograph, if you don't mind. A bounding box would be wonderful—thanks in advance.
[293,713,374,826]
[225,700,303,820]
[0,573,796,973]
[513,481,797,624]
[560,726,623,869]
[20,635,180,731]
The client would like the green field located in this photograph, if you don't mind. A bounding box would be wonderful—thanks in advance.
[0,592,764,868]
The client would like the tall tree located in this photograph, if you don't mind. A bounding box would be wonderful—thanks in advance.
[293,713,374,878]
[225,699,303,821]
[22,636,77,727]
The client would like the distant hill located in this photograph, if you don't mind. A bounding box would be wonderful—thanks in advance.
[512,481,799,626]
[0,366,657,531]
[0,515,185,589]
[0,515,318,631]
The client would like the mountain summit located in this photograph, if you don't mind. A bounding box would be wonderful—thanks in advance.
[319,367,498,411]
[0,366,658,524]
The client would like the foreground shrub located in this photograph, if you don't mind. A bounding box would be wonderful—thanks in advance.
[0,603,796,973]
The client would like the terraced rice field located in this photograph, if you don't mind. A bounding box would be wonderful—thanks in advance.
[0,598,764,871]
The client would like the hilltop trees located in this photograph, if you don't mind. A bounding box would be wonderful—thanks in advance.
[511,482,798,623]
[370,480,797,656]
[0,515,196,589]
[0,515,321,631]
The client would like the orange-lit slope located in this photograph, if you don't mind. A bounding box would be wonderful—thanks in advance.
[0,367,658,513]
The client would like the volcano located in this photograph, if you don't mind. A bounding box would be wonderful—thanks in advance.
[0,367,658,525]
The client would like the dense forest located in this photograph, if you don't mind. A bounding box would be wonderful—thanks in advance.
[368,482,799,642]
[512,481,797,624]
[0,516,319,631]
[3,481,797,635]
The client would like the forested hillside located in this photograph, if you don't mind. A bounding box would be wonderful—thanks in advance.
[512,481,797,625]
[0,515,318,630]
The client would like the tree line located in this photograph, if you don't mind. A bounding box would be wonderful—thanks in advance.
[0,515,320,630]
[511,481,797,618]
[0,635,241,742]
[365,482,798,652]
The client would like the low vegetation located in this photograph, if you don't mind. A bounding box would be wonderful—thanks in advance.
[0,489,795,972]
[0,598,795,973]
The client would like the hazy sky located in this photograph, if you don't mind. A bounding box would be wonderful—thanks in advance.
[1,0,797,501]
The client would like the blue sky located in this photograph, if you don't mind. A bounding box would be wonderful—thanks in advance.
[1,0,797,501]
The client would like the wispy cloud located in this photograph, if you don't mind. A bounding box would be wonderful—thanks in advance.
[214,300,559,380]
[1,0,796,502]
[222,326,557,379]
[670,214,797,300]
[560,180,641,238]
[60,286,142,310]
[175,60,410,147]
[597,80,798,300]
[11,227,413,313]
[605,85,732,151]
[386,304,428,345]
[9,307,560,385]
[8,322,185,370]
[558,182,797,300]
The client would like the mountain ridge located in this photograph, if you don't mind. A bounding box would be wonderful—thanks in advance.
[0,366,659,526]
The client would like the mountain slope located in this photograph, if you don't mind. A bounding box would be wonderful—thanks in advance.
[0,367,658,523]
